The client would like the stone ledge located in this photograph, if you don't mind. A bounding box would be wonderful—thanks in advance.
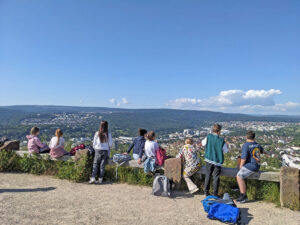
[13,151,279,182]
[15,151,74,161]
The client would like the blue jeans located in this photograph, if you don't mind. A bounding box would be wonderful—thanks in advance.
[133,153,140,160]
[144,157,156,173]
[92,150,108,179]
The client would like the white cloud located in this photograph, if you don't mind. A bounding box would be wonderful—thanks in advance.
[121,98,129,104]
[109,97,129,106]
[167,89,300,115]
[109,98,117,105]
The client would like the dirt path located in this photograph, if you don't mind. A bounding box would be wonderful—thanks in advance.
[0,173,299,225]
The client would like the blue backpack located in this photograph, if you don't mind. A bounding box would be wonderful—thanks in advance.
[202,196,240,224]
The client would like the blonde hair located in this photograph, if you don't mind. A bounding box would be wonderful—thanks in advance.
[30,127,40,135]
[185,138,193,145]
[55,129,63,145]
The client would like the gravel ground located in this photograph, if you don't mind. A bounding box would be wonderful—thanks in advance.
[0,173,299,225]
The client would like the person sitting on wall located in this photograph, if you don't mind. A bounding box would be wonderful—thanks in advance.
[236,130,264,203]
[49,129,69,158]
[144,131,159,174]
[177,138,201,194]
[123,128,147,164]
[26,127,49,154]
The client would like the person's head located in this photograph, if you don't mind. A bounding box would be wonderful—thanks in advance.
[185,138,193,145]
[99,120,109,143]
[55,129,63,145]
[138,128,147,137]
[30,127,40,136]
[212,124,222,134]
[246,130,255,141]
[146,131,156,141]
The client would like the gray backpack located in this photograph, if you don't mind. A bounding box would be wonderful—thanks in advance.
[152,175,171,197]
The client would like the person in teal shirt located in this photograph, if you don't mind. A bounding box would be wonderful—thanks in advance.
[202,124,230,196]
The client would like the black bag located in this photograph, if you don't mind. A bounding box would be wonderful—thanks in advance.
[85,145,95,156]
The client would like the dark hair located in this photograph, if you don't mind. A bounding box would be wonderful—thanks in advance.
[146,131,156,141]
[30,127,40,135]
[138,128,147,136]
[98,121,109,143]
[247,131,255,140]
[212,124,222,133]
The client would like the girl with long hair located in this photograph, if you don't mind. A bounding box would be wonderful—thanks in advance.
[49,129,69,158]
[89,120,112,184]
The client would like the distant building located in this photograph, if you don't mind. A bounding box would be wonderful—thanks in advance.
[183,129,194,136]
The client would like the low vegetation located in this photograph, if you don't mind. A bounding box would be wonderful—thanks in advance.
[0,150,281,208]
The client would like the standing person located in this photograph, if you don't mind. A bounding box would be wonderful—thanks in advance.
[202,124,230,197]
[124,128,147,164]
[49,129,69,158]
[89,121,112,184]
[177,138,201,194]
[26,127,48,154]
[144,131,159,174]
[236,131,263,203]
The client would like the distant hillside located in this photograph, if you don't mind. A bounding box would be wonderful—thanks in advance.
[0,105,299,128]
[0,108,33,125]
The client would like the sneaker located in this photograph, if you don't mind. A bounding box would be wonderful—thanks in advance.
[204,191,210,197]
[98,178,103,184]
[236,194,248,203]
[89,177,96,184]
[190,187,199,194]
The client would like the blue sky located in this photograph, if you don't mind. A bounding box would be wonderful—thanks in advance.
[1,0,299,114]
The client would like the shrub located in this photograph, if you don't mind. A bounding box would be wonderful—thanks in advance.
[0,150,21,171]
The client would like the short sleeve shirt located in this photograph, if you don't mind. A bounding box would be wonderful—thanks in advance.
[241,141,263,172]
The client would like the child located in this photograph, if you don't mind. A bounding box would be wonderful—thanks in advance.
[236,131,263,203]
[26,127,48,154]
[144,131,159,173]
[89,121,112,184]
[201,124,229,196]
[124,128,147,164]
[177,138,201,194]
[49,129,69,158]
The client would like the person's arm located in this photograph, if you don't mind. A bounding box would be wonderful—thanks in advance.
[240,144,248,169]
[223,143,229,153]
[137,141,145,164]
[93,132,98,149]
[35,137,45,148]
[201,137,207,147]
[138,140,145,159]
[126,141,134,154]
[108,133,113,148]
[61,138,65,148]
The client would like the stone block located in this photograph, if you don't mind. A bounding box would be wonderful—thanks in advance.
[74,149,89,162]
[280,167,300,210]
[164,158,182,183]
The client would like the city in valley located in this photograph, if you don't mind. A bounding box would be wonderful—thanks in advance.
[7,112,300,171]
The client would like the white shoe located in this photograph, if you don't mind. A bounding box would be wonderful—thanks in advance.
[189,187,199,194]
[89,177,96,184]
[98,178,103,184]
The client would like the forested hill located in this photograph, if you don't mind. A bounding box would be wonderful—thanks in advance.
[0,105,299,126]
